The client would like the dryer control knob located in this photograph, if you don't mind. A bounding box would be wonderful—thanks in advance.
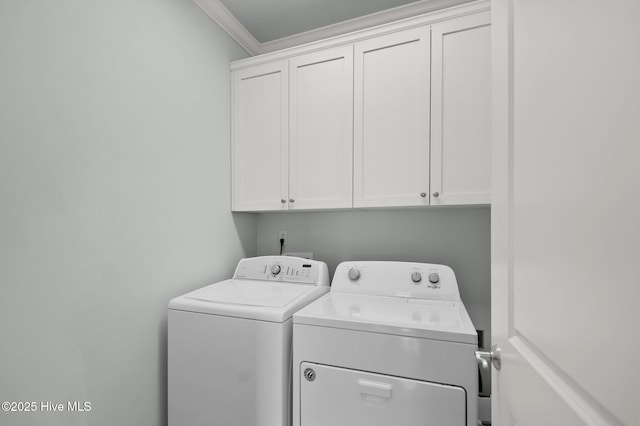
[348,267,361,281]
[270,264,282,275]
[428,273,440,284]
[411,272,422,283]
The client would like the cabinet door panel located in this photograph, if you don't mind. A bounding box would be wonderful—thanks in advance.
[290,46,353,209]
[232,61,288,211]
[354,28,430,208]
[431,13,491,205]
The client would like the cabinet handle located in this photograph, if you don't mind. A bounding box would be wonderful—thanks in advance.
[433,192,440,198]
[281,199,287,204]
[420,192,427,198]
[289,198,295,203]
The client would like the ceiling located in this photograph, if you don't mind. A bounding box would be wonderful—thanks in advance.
[193,0,475,55]
[218,0,422,43]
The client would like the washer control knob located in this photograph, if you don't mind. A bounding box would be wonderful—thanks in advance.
[411,272,422,283]
[428,273,440,284]
[348,267,361,281]
[270,264,282,275]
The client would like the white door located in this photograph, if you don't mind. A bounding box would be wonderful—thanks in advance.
[232,61,288,211]
[289,46,353,210]
[491,0,640,425]
[299,363,466,426]
[430,12,491,206]
[353,27,430,208]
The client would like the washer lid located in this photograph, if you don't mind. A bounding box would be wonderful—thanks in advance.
[293,293,477,344]
[169,279,329,323]
[185,279,312,307]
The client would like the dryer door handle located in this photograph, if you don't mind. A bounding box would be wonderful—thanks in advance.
[358,379,392,399]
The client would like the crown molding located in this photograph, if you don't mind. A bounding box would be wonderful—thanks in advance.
[194,0,477,56]
[193,0,261,55]
[259,0,475,53]
[230,1,489,70]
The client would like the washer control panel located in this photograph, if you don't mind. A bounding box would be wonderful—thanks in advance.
[332,261,460,301]
[233,256,329,286]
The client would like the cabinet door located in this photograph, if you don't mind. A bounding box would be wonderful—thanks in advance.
[430,13,491,205]
[232,61,288,211]
[289,46,353,209]
[354,27,431,208]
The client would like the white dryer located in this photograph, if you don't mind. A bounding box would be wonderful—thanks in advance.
[168,256,329,426]
[292,261,478,426]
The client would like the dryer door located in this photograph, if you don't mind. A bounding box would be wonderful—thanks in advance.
[299,362,466,426]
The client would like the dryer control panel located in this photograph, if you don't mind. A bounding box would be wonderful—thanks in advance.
[331,261,460,301]
[234,256,330,286]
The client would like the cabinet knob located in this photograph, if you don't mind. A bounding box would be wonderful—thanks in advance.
[289,198,295,203]
[281,199,287,204]
[432,192,440,198]
[420,192,427,198]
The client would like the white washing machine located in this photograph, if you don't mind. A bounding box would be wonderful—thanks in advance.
[292,261,478,426]
[168,256,329,426]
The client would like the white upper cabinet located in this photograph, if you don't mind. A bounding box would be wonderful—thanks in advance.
[430,12,491,205]
[230,2,490,212]
[289,46,354,210]
[353,27,431,208]
[232,61,288,211]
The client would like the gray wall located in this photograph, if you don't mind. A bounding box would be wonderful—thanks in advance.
[0,1,254,425]
[257,208,491,346]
